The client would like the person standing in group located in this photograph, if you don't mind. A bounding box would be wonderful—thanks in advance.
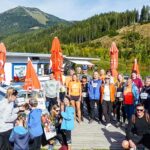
[106,69,115,84]
[76,66,82,79]
[61,96,75,150]
[27,98,43,150]
[131,70,143,92]
[140,77,150,114]
[65,68,75,93]
[81,75,90,121]
[123,78,139,122]
[9,114,32,150]
[115,74,126,127]
[88,71,102,124]
[44,71,60,112]
[100,76,116,129]
[68,73,82,123]
[59,68,66,112]
[79,65,92,82]
[0,87,24,150]
[122,103,150,150]
[99,69,106,83]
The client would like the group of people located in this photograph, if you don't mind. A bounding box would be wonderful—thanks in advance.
[0,64,150,150]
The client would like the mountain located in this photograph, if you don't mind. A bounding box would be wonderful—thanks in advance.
[1,5,150,76]
[0,6,70,37]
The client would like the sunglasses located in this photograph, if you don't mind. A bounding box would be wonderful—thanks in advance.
[55,110,60,112]
[136,109,144,112]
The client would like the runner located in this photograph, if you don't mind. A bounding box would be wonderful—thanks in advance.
[140,77,150,114]
[88,71,102,124]
[81,75,90,121]
[68,73,82,123]
[106,69,115,84]
[115,74,126,127]
[123,78,139,122]
[132,70,143,92]
[76,66,82,79]
[59,68,66,112]
[99,69,106,83]
[65,68,75,93]
[44,71,60,112]
[100,75,116,128]
[79,65,92,82]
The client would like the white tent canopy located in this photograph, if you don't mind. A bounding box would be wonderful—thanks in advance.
[70,60,94,65]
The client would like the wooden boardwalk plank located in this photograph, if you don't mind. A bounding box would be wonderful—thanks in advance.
[71,119,125,150]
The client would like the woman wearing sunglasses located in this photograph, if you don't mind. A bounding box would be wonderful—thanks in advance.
[122,103,150,149]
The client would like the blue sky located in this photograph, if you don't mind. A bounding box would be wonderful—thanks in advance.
[0,0,150,20]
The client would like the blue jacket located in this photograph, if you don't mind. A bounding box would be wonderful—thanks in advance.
[124,83,139,104]
[9,126,32,150]
[27,109,43,138]
[61,106,75,131]
[88,79,102,100]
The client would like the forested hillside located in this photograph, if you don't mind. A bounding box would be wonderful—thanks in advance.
[1,5,150,76]
[0,6,70,38]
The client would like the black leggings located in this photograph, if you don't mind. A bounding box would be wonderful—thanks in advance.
[0,129,12,150]
[115,100,126,122]
[102,100,112,124]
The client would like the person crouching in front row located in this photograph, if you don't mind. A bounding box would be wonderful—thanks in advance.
[122,103,150,150]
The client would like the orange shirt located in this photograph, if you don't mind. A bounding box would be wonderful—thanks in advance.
[65,76,72,88]
[99,75,105,81]
[69,81,81,96]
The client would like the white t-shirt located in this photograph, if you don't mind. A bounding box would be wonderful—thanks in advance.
[103,85,110,101]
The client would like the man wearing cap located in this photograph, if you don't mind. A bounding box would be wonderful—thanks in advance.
[44,71,60,112]
[79,65,92,82]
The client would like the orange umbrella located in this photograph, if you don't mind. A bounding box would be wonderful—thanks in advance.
[0,43,6,82]
[50,37,63,82]
[23,58,41,90]
[110,42,118,77]
[132,58,140,76]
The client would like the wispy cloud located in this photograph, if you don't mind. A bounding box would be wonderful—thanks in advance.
[0,0,149,20]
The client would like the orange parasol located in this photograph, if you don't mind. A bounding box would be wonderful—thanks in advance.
[110,42,119,77]
[23,58,41,90]
[0,43,6,82]
[132,58,140,76]
[50,37,63,82]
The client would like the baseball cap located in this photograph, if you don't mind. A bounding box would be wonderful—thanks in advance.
[82,65,88,70]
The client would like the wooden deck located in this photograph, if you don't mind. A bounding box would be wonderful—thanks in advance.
[70,119,125,150]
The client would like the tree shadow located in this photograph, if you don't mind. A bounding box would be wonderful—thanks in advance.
[101,128,125,150]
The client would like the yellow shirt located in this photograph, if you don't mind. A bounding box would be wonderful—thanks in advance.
[69,81,81,96]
